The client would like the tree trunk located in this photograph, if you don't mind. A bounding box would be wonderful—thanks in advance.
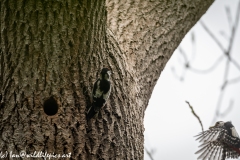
[0,0,213,159]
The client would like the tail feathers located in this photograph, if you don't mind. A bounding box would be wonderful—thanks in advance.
[87,106,97,120]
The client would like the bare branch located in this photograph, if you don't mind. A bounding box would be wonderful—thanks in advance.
[228,0,240,52]
[191,32,197,60]
[200,21,226,53]
[171,67,185,81]
[221,76,240,91]
[222,59,230,91]
[219,30,229,41]
[145,147,154,160]
[230,58,240,71]
[225,6,232,30]
[212,90,225,124]
[186,101,204,132]
[219,100,234,118]
[227,76,240,85]
[200,20,240,72]
[178,47,189,64]
[188,55,225,74]
[175,1,240,127]
[212,0,240,122]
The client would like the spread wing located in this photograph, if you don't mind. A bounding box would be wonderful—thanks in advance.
[195,125,240,159]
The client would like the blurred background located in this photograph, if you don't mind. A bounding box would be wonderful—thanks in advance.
[144,0,240,159]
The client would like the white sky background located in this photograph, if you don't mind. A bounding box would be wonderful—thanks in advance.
[144,0,240,160]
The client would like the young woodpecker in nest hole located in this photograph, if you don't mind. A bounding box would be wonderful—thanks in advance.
[87,68,111,120]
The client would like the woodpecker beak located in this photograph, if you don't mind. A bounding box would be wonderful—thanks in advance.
[209,126,215,129]
[209,123,217,129]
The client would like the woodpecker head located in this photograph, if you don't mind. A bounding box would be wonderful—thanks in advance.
[209,121,225,129]
[210,121,239,138]
[100,68,111,80]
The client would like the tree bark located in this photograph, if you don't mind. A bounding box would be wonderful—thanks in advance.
[0,0,213,159]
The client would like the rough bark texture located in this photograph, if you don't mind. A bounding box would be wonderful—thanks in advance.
[0,0,213,160]
[106,0,215,108]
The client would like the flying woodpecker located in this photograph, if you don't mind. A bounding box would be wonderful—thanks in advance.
[87,68,111,120]
[195,121,240,160]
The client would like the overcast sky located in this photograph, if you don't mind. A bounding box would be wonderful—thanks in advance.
[144,0,240,159]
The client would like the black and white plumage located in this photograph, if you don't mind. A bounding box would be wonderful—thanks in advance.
[87,68,111,120]
[195,121,240,160]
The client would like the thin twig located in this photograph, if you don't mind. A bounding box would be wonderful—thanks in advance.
[175,1,240,127]
[225,6,232,30]
[212,0,240,123]
[219,100,234,117]
[186,101,204,132]
[200,21,226,53]
[231,58,240,71]
[188,55,225,74]
[191,32,196,60]
[220,76,240,89]
[178,47,189,63]
[171,67,185,81]
[227,0,240,55]
[227,76,240,85]
[222,58,230,91]
[212,89,225,124]
[145,147,154,160]
[219,30,229,41]
[200,20,240,72]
